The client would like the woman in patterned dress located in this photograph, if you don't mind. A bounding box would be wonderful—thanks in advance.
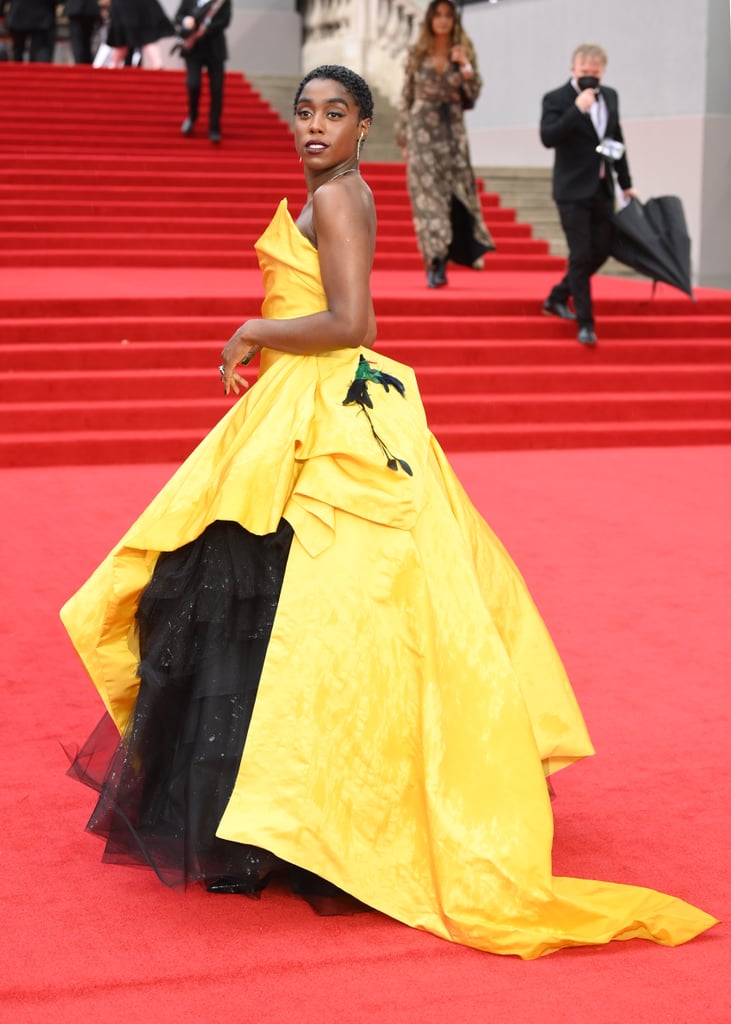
[395,0,494,288]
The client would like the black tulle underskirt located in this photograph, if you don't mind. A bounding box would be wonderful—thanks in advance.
[67,519,366,913]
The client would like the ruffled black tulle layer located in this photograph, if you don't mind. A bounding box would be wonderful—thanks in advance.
[67,520,364,912]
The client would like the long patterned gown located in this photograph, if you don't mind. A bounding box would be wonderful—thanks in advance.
[395,50,495,268]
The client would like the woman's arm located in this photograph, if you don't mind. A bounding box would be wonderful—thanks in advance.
[220,179,376,391]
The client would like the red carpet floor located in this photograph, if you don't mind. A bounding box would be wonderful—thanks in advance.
[2,446,729,1022]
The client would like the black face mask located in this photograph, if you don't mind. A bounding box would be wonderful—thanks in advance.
[577,75,600,92]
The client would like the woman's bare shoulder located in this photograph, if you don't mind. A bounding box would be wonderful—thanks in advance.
[312,174,375,229]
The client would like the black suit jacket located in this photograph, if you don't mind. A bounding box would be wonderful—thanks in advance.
[540,80,632,201]
[6,0,56,31]
[174,0,230,63]
[64,0,100,17]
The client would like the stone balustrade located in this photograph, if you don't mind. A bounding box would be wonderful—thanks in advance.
[299,0,425,105]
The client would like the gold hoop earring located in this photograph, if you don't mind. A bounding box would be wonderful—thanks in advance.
[357,131,365,160]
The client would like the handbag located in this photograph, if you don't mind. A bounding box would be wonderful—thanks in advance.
[459,86,475,111]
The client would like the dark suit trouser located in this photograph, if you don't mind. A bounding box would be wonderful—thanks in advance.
[185,55,224,134]
[11,28,55,62]
[549,183,614,329]
[69,16,97,64]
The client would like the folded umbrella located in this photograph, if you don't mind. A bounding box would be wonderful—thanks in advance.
[610,195,694,299]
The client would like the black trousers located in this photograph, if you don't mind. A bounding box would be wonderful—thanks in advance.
[11,28,55,62]
[185,55,225,134]
[549,182,615,329]
[68,15,98,64]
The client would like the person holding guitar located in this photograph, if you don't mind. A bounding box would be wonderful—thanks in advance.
[174,0,231,143]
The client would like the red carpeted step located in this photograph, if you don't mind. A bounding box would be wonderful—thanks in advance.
[2,215,533,240]
[0,248,260,269]
[0,134,297,153]
[0,185,307,206]
[375,314,731,340]
[374,294,731,316]
[7,339,731,371]
[0,115,291,132]
[381,338,731,366]
[1,238,548,261]
[6,168,306,188]
[0,398,235,433]
[0,249,563,270]
[2,368,730,415]
[2,419,731,468]
[430,419,731,450]
[2,292,728,318]
[0,428,209,467]
[2,313,728,345]
[0,229,546,255]
[0,194,515,231]
[422,391,731,424]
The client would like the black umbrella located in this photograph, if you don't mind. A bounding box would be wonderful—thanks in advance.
[610,195,694,299]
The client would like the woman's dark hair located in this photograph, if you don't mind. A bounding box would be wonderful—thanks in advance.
[293,65,374,123]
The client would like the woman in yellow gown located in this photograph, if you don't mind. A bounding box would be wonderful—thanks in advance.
[61,65,717,958]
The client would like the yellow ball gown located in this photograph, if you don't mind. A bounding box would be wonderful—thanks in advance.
[60,198,718,958]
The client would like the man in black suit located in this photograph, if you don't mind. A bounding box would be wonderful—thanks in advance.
[540,44,636,345]
[175,0,231,144]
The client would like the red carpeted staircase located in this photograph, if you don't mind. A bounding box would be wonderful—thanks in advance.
[1,62,731,467]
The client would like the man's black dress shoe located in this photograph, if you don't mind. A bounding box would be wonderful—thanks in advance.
[181,117,195,136]
[542,299,577,321]
[209,130,221,144]
[577,326,598,346]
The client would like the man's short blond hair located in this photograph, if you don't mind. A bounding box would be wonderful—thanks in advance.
[572,43,608,65]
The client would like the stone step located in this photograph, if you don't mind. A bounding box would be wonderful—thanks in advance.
[474,166,640,279]
[477,166,553,180]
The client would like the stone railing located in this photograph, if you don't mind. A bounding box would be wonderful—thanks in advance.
[299,0,426,105]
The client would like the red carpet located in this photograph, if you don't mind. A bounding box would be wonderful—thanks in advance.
[1,62,730,465]
[2,446,728,1021]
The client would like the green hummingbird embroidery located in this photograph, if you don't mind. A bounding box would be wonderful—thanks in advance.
[342,355,413,476]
